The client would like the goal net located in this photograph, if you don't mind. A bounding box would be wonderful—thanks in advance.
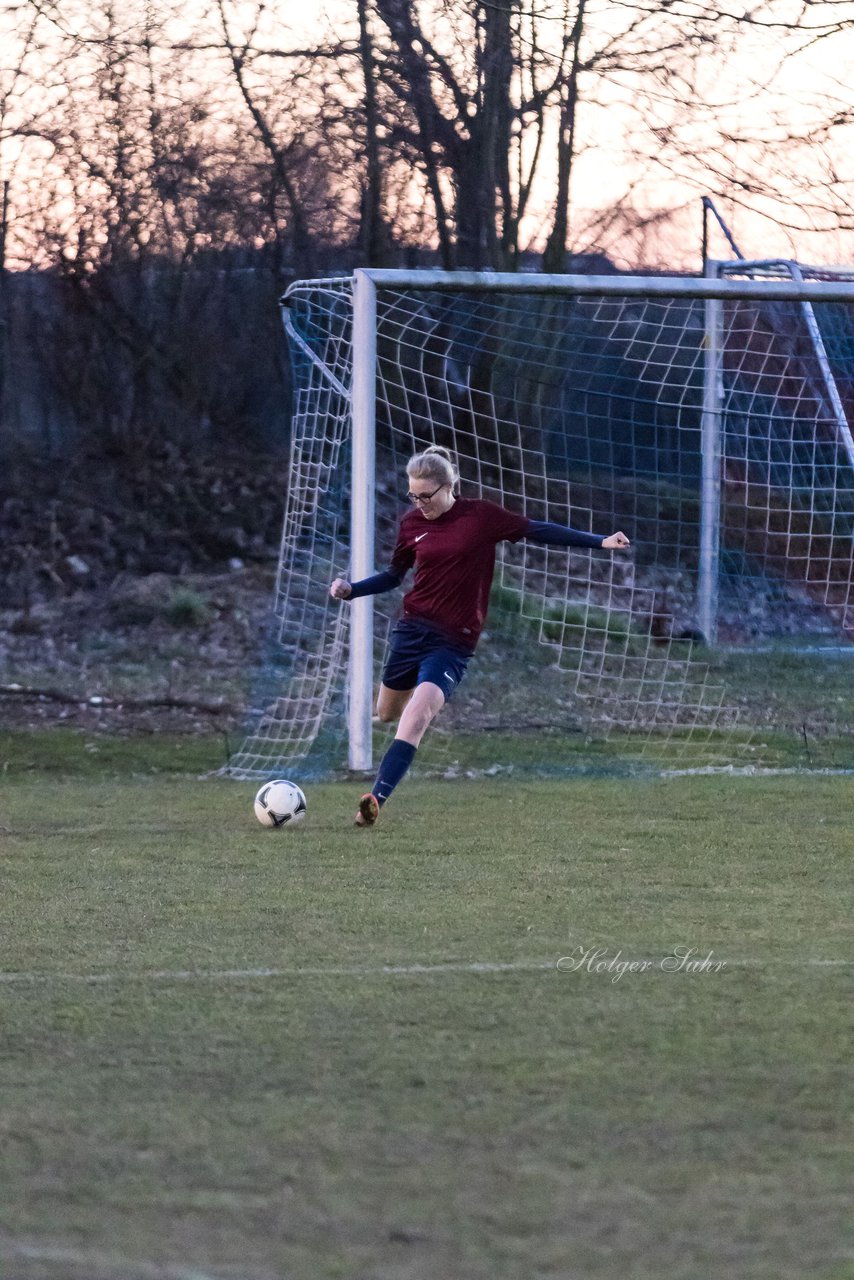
[226,268,854,780]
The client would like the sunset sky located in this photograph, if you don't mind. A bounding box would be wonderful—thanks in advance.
[266,0,854,267]
[3,0,854,270]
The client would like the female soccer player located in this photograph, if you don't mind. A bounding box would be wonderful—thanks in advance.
[330,446,630,825]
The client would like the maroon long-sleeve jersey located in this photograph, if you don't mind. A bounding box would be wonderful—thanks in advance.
[388,498,529,651]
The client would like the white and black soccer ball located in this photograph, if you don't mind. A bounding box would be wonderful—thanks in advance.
[253,779,307,828]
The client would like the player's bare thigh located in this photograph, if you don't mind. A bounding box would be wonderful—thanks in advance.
[376,682,446,745]
[396,681,446,747]
[376,683,414,722]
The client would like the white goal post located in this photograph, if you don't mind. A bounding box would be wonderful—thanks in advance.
[225,266,854,781]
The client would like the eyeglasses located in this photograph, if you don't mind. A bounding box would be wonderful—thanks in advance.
[407,483,446,505]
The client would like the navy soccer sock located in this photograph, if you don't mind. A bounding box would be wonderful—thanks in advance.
[372,738,417,807]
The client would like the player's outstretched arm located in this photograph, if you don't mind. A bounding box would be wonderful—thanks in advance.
[329,570,404,602]
[525,520,631,551]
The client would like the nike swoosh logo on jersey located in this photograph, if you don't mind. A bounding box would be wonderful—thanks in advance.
[415,532,429,542]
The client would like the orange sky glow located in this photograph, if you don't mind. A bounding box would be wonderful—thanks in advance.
[2,0,854,272]
[290,0,854,270]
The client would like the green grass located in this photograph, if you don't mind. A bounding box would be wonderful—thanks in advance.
[0,728,228,779]
[0,736,852,1279]
[713,645,854,727]
[4,718,848,787]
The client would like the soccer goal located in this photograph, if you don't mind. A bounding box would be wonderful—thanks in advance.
[225,267,854,780]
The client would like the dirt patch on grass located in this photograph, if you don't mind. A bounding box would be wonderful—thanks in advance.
[1,566,275,735]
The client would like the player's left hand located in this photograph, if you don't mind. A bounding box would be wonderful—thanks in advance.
[602,531,631,549]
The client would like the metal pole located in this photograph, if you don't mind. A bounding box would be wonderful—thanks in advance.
[700,196,746,263]
[360,269,854,304]
[348,270,377,771]
[788,261,854,472]
[698,275,724,646]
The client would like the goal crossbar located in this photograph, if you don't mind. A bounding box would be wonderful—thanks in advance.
[356,269,854,304]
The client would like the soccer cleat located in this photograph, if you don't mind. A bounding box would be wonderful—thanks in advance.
[354,793,380,827]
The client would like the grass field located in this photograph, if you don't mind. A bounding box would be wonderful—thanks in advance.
[0,730,852,1280]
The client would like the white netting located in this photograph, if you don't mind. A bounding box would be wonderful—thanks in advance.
[716,260,854,639]
[226,271,854,780]
[225,281,353,778]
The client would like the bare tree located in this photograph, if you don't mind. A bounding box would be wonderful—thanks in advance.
[0,0,309,452]
[214,0,319,274]
[370,0,553,267]
[591,0,854,261]
[155,0,854,273]
[541,0,587,273]
[5,0,854,414]
[357,0,392,264]
[361,1,735,269]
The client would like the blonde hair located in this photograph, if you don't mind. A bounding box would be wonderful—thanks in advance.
[406,445,460,494]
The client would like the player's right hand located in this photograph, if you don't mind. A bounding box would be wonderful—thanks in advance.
[330,578,353,600]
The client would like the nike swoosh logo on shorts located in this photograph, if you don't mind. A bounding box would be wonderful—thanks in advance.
[415,532,429,542]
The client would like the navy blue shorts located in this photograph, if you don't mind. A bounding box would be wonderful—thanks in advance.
[381,618,472,702]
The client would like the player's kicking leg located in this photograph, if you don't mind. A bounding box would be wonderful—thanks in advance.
[354,682,444,826]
